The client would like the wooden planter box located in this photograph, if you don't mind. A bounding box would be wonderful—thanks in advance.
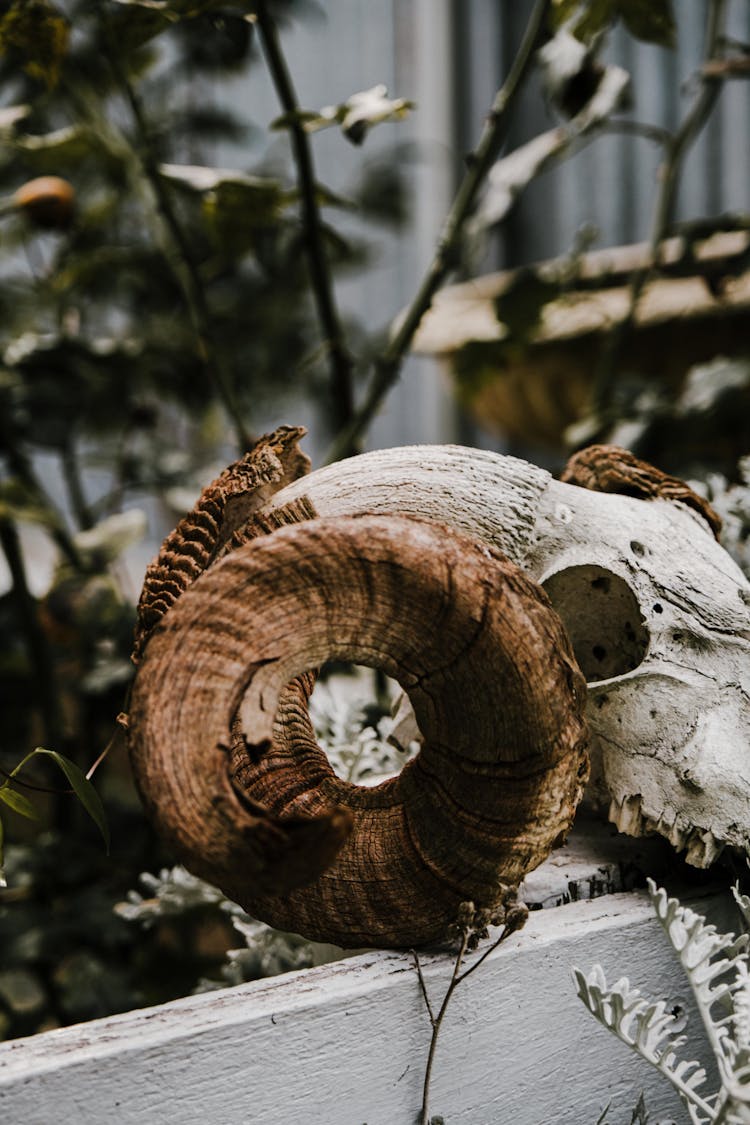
[412,230,750,449]
[0,828,736,1124]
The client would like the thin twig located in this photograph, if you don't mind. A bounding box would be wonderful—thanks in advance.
[255,1,356,449]
[103,43,253,452]
[324,0,550,463]
[0,414,83,571]
[591,0,728,416]
[0,764,73,795]
[410,948,436,1027]
[601,118,672,146]
[414,904,527,1125]
[415,930,470,1125]
[61,434,93,530]
[455,926,517,986]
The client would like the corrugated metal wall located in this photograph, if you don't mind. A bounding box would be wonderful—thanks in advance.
[454,2,750,265]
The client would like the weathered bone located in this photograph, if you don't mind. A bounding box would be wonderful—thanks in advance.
[261,441,750,866]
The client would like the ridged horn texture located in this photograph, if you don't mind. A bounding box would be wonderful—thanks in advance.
[132,425,310,662]
[129,513,589,948]
[561,443,722,539]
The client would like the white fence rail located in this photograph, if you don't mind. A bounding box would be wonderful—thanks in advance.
[0,881,736,1125]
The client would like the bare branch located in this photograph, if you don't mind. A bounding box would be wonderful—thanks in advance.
[255,2,356,450]
[103,43,253,452]
[324,0,551,464]
[591,0,729,417]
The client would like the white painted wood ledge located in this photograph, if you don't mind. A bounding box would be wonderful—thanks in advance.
[0,870,737,1125]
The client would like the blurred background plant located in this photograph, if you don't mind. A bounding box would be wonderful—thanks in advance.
[0,0,749,1045]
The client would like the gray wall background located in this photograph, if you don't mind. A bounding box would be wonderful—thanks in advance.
[236,1,749,458]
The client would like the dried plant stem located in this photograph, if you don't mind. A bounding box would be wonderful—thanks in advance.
[61,435,93,531]
[413,931,470,1125]
[105,51,253,452]
[592,0,728,415]
[255,2,356,449]
[413,918,524,1125]
[325,0,550,463]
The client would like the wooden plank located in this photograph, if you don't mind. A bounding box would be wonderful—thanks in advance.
[0,888,735,1124]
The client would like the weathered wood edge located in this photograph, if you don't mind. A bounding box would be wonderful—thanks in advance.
[0,886,728,1080]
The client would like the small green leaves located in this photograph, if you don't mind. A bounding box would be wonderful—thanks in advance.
[551,0,676,49]
[272,84,415,146]
[0,747,110,860]
[0,0,70,87]
[0,744,111,888]
[0,480,59,528]
[160,163,293,256]
[0,785,39,821]
[109,0,255,53]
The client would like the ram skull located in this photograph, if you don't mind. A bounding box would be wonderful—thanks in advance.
[127,428,750,948]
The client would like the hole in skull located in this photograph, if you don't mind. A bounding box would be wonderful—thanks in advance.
[309,662,420,785]
[542,565,649,683]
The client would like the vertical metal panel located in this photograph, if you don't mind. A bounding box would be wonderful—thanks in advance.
[487,1,746,264]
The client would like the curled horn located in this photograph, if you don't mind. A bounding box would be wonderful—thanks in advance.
[129,511,589,948]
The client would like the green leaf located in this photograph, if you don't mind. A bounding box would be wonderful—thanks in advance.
[109,0,256,51]
[15,125,123,174]
[34,748,110,852]
[550,0,614,40]
[172,169,294,256]
[109,0,177,52]
[0,0,70,87]
[0,784,39,820]
[618,0,675,48]
[0,479,58,528]
[550,0,675,47]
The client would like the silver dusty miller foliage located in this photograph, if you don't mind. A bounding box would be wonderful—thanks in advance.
[309,668,418,785]
[575,880,750,1124]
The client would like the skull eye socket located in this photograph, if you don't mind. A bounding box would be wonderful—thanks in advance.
[542,565,649,683]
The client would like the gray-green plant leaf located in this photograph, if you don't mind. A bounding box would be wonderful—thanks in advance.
[272,84,414,146]
[73,509,147,566]
[733,884,750,936]
[574,963,713,1118]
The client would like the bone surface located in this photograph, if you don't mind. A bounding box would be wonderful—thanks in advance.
[265,443,750,866]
